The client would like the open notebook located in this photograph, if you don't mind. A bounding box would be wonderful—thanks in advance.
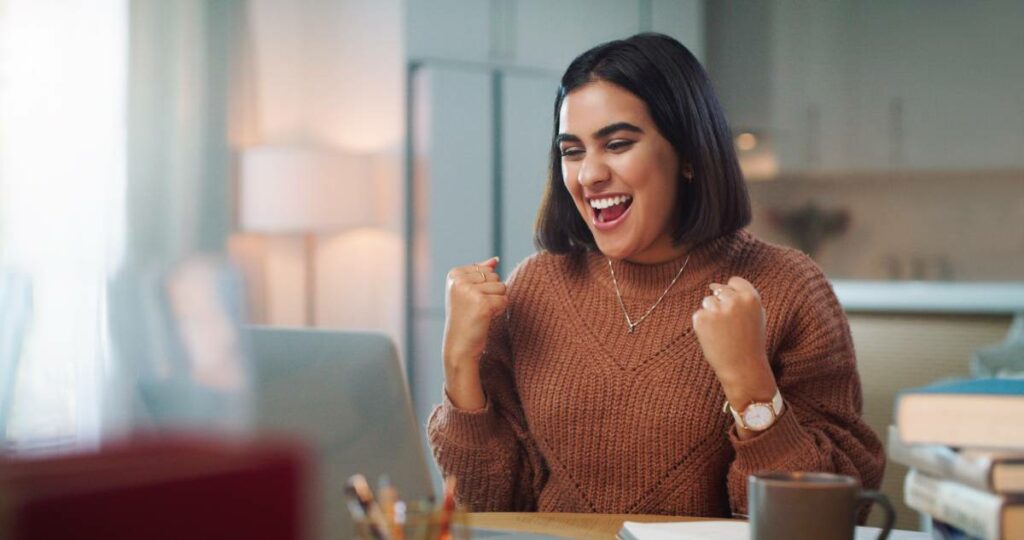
[617,520,929,540]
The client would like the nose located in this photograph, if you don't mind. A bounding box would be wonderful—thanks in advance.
[577,155,611,188]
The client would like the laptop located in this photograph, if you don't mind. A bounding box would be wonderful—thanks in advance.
[245,326,435,540]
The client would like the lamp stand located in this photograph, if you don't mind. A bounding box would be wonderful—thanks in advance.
[304,233,317,327]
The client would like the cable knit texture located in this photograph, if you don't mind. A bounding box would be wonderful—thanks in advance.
[427,230,885,517]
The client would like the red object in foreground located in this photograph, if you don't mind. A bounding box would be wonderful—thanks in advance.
[0,436,309,540]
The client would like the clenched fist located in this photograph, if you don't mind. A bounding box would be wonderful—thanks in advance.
[692,276,778,437]
[442,256,506,410]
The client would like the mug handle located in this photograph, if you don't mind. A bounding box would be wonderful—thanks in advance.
[857,490,895,540]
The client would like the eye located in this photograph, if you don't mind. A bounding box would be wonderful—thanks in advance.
[607,139,635,152]
[559,146,584,159]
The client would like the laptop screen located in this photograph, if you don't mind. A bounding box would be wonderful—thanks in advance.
[246,326,434,539]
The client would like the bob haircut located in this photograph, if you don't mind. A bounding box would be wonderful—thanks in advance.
[534,32,751,255]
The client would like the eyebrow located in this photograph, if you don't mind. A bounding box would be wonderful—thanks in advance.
[555,122,644,145]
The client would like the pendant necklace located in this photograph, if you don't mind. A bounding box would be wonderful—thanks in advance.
[607,254,691,334]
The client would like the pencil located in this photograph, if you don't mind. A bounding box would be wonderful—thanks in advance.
[345,474,391,540]
[437,476,457,540]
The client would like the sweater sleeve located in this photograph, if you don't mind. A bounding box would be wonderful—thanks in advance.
[426,267,546,512]
[724,260,886,516]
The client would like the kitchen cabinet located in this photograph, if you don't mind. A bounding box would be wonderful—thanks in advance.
[408,0,705,69]
[855,4,1024,171]
[408,65,555,439]
[711,0,1024,175]
[500,73,560,269]
[409,67,494,313]
[652,0,704,61]
[408,66,494,464]
[406,0,492,63]
[511,0,642,71]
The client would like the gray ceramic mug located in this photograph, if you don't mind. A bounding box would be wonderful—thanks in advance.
[748,472,894,540]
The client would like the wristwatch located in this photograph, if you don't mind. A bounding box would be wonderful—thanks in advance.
[723,389,784,432]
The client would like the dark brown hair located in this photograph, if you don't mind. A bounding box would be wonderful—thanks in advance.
[534,33,750,254]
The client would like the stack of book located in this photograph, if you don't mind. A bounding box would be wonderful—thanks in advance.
[891,378,1024,540]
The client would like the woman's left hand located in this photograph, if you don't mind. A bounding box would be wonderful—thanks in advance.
[692,276,777,413]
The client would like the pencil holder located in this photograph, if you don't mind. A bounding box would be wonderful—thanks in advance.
[353,500,469,540]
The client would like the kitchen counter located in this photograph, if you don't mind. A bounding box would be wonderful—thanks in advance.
[833,280,1024,314]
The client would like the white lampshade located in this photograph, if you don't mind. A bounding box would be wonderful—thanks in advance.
[239,146,375,233]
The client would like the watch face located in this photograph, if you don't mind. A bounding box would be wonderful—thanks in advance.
[743,403,775,430]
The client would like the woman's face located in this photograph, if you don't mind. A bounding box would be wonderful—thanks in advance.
[558,80,686,264]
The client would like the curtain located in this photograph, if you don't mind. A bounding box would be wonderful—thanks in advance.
[0,0,128,450]
[0,0,245,450]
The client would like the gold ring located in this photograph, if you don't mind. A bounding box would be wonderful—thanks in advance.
[475,265,485,281]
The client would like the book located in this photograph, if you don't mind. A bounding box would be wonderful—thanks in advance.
[887,425,1024,494]
[895,378,1024,449]
[904,469,1023,540]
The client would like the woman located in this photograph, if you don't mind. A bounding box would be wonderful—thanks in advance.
[428,33,884,517]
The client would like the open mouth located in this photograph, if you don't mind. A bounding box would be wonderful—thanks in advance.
[590,194,633,225]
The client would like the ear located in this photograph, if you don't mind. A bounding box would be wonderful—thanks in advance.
[681,163,694,182]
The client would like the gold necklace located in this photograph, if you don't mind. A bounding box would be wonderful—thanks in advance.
[607,254,691,334]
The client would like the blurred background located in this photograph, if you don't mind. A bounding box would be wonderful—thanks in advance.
[0,0,1021,532]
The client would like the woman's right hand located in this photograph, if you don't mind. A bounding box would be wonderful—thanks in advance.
[442,256,507,411]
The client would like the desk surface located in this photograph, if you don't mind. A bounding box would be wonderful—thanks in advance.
[466,513,929,540]
[465,512,709,539]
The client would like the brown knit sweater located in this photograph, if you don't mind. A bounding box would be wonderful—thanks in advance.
[427,231,885,516]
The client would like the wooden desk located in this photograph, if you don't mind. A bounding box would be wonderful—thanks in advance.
[466,513,930,540]
[465,512,718,539]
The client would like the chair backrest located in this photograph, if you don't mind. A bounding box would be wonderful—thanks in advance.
[244,326,433,540]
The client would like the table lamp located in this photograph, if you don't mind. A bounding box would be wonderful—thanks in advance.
[239,145,374,326]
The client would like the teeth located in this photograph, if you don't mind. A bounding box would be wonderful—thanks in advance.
[589,195,632,210]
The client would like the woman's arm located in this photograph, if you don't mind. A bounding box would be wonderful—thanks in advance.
[721,263,885,515]
[427,312,545,511]
[427,257,546,511]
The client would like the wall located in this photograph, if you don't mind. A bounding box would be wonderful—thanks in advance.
[231,0,406,348]
[748,172,1024,281]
